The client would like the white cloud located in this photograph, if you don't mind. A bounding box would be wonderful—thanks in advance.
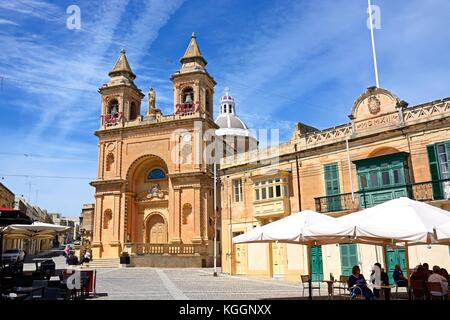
[0,18,19,26]
[0,0,62,22]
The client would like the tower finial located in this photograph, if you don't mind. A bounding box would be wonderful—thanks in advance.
[180,32,206,67]
[108,48,136,80]
[121,48,126,54]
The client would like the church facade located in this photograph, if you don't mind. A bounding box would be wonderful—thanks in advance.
[90,34,219,266]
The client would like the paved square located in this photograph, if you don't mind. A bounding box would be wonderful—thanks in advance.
[94,268,323,300]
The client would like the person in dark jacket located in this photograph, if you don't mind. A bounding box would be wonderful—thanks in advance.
[411,265,429,299]
[393,264,408,287]
[348,265,374,300]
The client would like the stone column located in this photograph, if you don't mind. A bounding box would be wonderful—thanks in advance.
[171,187,182,243]
[192,186,202,243]
[98,143,105,179]
[91,194,103,258]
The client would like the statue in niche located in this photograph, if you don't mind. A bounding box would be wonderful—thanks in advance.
[149,184,161,198]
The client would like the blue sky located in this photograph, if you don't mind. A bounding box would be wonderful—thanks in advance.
[0,0,450,217]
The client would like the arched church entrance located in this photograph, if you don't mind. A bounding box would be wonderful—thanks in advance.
[125,154,169,244]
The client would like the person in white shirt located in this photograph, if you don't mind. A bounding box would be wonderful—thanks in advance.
[428,266,449,297]
[84,251,91,261]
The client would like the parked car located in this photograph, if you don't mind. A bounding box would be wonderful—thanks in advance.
[1,249,26,264]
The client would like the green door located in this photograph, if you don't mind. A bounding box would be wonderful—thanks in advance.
[310,246,324,282]
[355,153,409,208]
[324,163,341,211]
[340,244,358,276]
[386,246,407,284]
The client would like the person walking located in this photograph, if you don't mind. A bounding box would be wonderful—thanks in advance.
[63,245,71,264]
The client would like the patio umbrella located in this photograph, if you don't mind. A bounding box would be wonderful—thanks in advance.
[303,197,450,284]
[2,222,70,255]
[233,210,335,244]
[232,210,336,299]
[435,220,450,244]
[303,197,450,244]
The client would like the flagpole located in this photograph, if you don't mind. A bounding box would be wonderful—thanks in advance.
[368,0,380,88]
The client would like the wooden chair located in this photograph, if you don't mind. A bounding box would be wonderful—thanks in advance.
[410,280,427,300]
[336,275,349,295]
[31,279,48,299]
[301,275,321,297]
[426,282,447,300]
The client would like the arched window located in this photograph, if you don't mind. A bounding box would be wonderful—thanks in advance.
[108,99,119,115]
[182,87,194,105]
[106,153,114,171]
[148,168,166,180]
[129,101,138,121]
[205,90,211,114]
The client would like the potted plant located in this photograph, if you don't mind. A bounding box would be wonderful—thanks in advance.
[120,251,130,267]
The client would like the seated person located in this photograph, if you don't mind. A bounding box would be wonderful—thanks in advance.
[439,268,449,282]
[410,265,429,299]
[428,266,449,297]
[67,254,79,266]
[393,264,408,287]
[80,251,91,264]
[348,265,374,300]
[370,263,391,300]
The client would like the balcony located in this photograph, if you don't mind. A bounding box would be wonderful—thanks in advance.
[314,178,450,213]
[124,243,208,256]
[253,198,290,220]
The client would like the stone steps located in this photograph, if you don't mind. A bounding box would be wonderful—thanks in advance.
[81,258,120,269]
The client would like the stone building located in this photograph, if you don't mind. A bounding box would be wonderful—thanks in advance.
[90,33,218,267]
[220,86,450,281]
[0,182,15,209]
[80,203,94,245]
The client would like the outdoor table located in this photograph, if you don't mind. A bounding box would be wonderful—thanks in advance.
[371,284,395,300]
[33,258,54,271]
[323,280,335,299]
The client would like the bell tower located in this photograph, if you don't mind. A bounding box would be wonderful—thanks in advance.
[99,49,144,127]
[171,33,216,118]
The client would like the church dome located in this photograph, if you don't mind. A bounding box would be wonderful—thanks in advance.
[215,89,256,140]
[215,114,248,130]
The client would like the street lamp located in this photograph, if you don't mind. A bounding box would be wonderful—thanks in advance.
[213,161,218,277]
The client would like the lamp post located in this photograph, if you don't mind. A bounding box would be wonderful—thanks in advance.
[213,161,218,277]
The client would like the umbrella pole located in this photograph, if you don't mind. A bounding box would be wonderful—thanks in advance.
[307,243,312,300]
[405,241,411,300]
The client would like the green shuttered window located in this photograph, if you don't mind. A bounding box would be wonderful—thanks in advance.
[324,163,341,211]
[339,244,358,276]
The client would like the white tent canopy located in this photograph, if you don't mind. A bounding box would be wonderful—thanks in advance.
[303,197,450,244]
[435,220,450,243]
[233,210,334,244]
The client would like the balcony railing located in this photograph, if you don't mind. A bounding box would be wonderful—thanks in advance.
[314,178,450,213]
[125,243,208,256]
